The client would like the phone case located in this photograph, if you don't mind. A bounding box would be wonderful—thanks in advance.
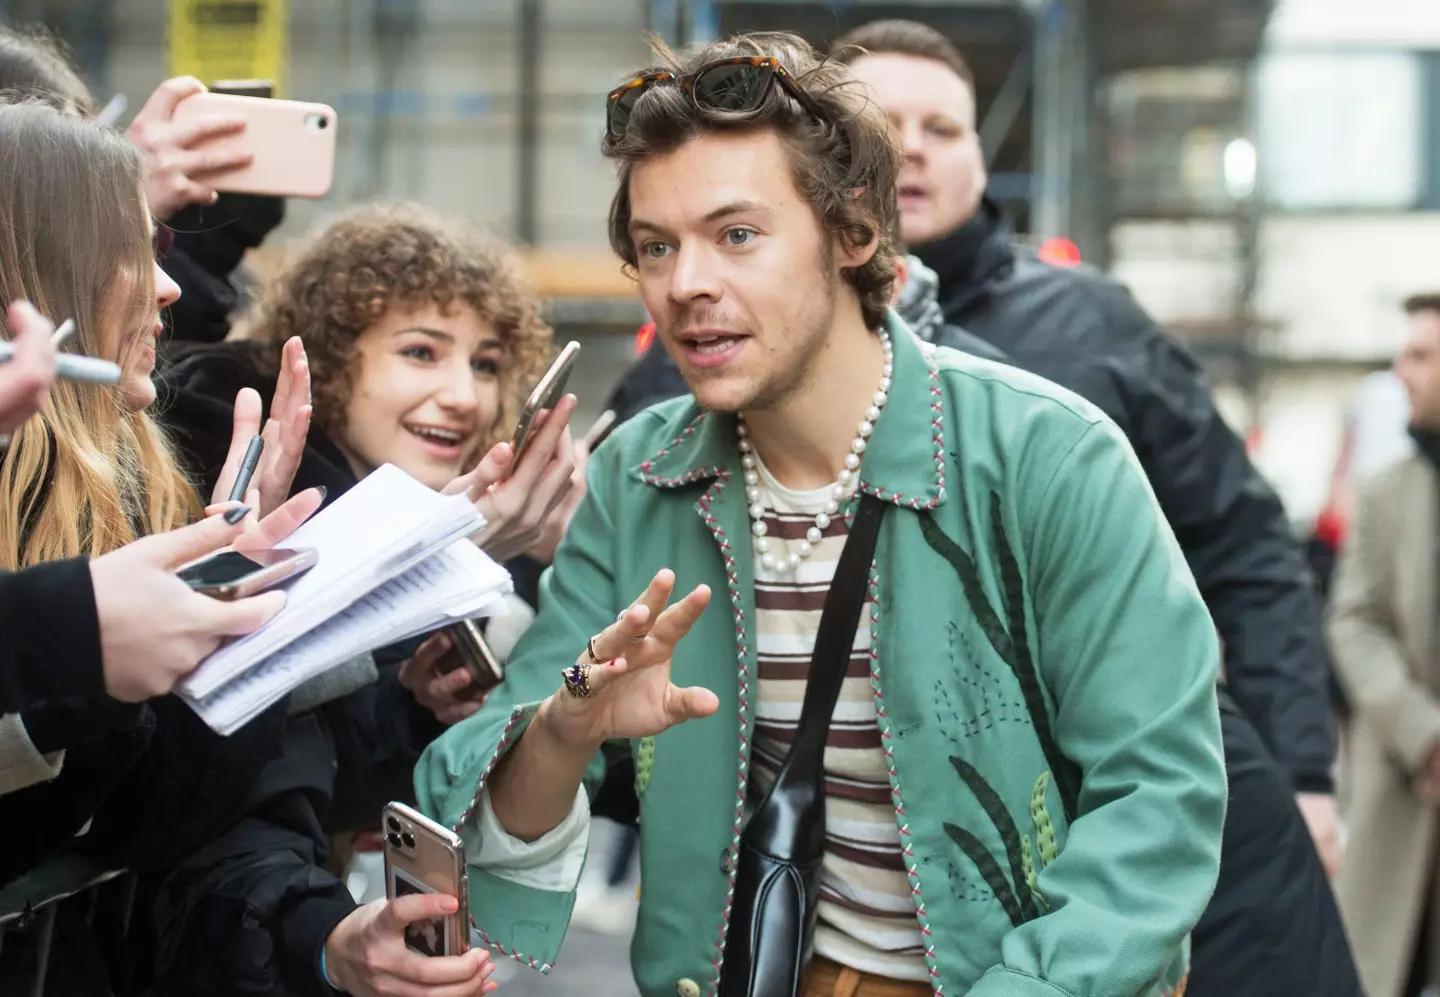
[382,802,470,957]
[170,91,337,198]
[438,620,505,698]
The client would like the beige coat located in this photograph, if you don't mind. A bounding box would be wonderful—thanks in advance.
[1328,453,1440,997]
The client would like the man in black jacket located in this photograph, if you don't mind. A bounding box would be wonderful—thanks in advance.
[832,19,1357,996]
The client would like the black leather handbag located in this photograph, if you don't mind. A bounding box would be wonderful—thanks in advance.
[719,493,887,997]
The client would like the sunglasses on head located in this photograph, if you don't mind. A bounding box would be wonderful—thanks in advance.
[152,221,174,262]
[605,56,826,146]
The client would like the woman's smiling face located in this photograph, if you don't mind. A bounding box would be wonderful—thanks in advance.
[333,302,504,490]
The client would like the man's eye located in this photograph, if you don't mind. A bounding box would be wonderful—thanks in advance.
[642,242,671,259]
[725,227,756,247]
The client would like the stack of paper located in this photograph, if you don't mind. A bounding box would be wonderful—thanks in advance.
[178,464,512,735]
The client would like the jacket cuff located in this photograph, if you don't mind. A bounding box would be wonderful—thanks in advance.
[4,558,104,705]
[1289,771,1336,795]
[278,892,357,997]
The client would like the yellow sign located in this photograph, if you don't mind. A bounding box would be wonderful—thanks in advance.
[168,0,288,95]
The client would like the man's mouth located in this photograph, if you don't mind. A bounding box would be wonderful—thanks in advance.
[691,333,743,355]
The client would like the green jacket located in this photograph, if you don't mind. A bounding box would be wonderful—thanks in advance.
[416,314,1226,997]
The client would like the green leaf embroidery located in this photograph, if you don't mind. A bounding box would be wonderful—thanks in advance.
[950,756,1037,921]
[1020,833,1046,910]
[1031,771,1058,868]
[944,822,1024,927]
[920,504,1081,823]
[634,736,655,797]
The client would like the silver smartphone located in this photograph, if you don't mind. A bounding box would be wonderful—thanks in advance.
[510,341,580,466]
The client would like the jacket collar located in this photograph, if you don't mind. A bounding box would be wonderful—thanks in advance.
[911,194,1016,314]
[635,310,947,510]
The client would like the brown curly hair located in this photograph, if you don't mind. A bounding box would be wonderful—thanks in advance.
[604,31,902,331]
[237,204,553,450]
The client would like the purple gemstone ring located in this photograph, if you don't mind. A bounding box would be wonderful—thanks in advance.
[562,661,594,698]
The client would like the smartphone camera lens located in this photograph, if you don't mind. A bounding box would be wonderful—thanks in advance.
[401,832,416,850]
[386,815,401,833]
[305,113,330,132]
[387,832,402,849]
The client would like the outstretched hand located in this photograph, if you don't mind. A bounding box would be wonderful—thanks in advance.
[210,337,312,518]
[542,569,717,750]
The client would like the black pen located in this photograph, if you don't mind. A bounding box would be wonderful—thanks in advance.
[227,435,265,504]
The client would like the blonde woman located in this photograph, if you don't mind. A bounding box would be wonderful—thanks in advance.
[0,100,319,888]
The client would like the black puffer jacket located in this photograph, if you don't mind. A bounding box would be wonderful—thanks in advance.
[913,197,1334,793]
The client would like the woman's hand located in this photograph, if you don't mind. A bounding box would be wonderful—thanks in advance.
[205,485,325,555]
[398,631,484,726]
[443,394,578,563]
[324,895,497,997]
[528,439,589,566]
[128,77,251,219]
[211,337,312,517]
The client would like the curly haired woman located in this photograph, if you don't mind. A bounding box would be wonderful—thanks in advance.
[146,204,581,997]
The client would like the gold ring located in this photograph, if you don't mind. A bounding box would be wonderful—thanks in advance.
[587,636,604,663]
[562,661,594,698]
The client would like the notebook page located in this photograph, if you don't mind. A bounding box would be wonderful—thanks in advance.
[180,464,483,700]
[187,541,511,734]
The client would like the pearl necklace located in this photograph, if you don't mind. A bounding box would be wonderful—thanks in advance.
[738,330,894,576]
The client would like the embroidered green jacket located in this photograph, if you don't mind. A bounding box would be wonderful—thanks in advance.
[415,314,1226,997]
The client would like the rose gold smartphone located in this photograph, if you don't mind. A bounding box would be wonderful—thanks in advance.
[176,548,318,600]
[436,619,505,699]
[170,91,337,198]
[382,802,470,957]
[511,341,580,466]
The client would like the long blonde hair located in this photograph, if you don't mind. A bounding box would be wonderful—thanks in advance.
[0,101,198,568]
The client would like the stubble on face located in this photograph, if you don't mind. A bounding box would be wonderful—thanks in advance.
[628,130,846,417]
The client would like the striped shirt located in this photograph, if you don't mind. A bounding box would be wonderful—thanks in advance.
[746,460,928,981]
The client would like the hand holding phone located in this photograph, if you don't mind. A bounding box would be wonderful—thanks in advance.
[382,803,470,957]
[169,90,337,199]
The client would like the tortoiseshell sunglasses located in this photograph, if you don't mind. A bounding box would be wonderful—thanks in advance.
[605,56,826,146]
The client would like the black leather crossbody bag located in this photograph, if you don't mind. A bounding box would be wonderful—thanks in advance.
[719,493,887,997]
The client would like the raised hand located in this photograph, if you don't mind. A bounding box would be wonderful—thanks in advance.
[543,569,717,750]
[128,77,250,218]
[210,337,312,517]
[443,393,578,563]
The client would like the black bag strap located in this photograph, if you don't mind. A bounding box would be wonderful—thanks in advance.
[754,493,887,810]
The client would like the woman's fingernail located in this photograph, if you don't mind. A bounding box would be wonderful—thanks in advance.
[224,504,252,525]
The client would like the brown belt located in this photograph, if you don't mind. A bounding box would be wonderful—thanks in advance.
[803,956,1188,997]
[802,955,933,997]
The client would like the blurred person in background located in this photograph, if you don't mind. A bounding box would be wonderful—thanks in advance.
[834,19,1359,997]
[137,204,578,997]
[1328,292,1440,997]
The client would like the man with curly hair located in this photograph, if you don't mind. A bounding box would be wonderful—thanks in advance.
[417,31,1225,997]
